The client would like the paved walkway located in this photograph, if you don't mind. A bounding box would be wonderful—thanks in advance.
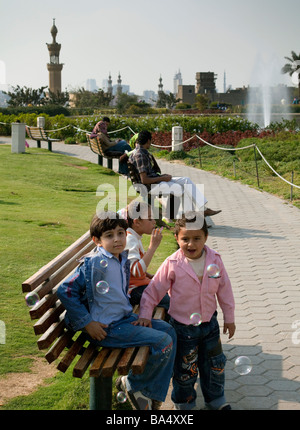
[3,138,300,410]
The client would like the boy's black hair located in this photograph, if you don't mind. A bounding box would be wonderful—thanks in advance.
[90,211,127,239]
[137,130,152,146]
[102,116,110,123]
[126,201,152,228]
[174,212,208,237]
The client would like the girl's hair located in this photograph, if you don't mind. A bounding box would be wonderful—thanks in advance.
[90,211,128,239]
[174,211,208,236]
[126,201,152,228]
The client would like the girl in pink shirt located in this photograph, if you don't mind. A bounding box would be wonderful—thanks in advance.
[135,212,236,410]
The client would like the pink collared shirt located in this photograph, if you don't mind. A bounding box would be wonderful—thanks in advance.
[139,246,235,325]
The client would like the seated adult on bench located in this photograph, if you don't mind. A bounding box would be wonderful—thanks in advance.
[128,131,221,220]
[90,117,131,175]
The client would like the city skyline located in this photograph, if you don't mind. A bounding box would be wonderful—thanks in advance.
[1,0,299,95]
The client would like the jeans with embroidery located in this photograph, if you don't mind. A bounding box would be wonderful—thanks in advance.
[92,313,177,402]
[170,312,227,410]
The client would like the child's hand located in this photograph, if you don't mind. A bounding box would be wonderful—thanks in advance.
[132,318,152,328]
[85,321,108,341]
[149,227,163,250]
[223,322,236,339]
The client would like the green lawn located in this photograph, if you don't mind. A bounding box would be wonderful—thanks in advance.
[0,144,177,410]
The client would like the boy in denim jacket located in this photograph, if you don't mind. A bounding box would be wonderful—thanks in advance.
[57,211,176,410]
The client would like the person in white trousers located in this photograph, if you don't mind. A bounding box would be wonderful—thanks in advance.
[128,131,221,221]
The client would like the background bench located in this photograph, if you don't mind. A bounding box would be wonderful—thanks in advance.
[86,134,125,170]
[26,126,60,152]
[22,230,165,410]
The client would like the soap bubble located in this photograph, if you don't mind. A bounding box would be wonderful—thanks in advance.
[234,356,252,375]
[116,391,127,403]
[207,264,221,278]
[190,313,202,326]
[100,259,108,269]
[96,280,110,295]
[25,292,40,307]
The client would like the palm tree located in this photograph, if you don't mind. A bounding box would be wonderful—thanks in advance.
[281,51,300,98]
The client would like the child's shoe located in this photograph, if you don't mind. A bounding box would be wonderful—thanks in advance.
[218,403,232,410]
[116,375,152,410]
[152,399,163,410]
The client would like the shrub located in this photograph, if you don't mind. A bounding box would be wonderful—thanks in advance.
[167,150,188,160]
[175,103,191,110]
[64,137,77,145]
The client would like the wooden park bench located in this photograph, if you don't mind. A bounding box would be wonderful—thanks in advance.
[86,134,126,170]
[26,126,61,152]
[22,230,165,410]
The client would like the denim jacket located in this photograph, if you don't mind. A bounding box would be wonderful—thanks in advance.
[57,246,132,331]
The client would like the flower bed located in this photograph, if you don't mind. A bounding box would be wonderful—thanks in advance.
[151,129,275,152]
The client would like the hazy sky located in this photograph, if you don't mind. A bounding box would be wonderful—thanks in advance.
[1,0,299,95]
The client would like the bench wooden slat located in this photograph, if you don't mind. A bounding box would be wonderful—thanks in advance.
[56,332,88,373]
[30,292,57,318]
[22,231,93,292]
[101,348,124,378]
[116,347,137,375]
[33,301,65,335]
[45,330,74,363]
[87,135,105,157]
[89,348,112,378]
[131,346,150,374]
[73,344,99,378]
[153,306,165,320]
[29,290,58,320]
[31,241,95,303]
[37,316,66,350]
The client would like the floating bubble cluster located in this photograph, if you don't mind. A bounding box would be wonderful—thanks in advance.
[25,292,40,307]
[234,356,252,375]
[190,312,202,326]
[207,264,221,278]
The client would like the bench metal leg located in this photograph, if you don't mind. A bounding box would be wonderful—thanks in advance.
[98,155,103,166]
[107,158,113,170]
[48,141,52,152]
[37,140,41,148]
[89,375,112,410]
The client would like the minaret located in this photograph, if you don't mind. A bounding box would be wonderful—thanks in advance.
[158,75,163,94]
[117,72,122,96]
[107,72,113,96]
[46,19,63,93]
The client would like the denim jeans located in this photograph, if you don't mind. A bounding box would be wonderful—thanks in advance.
[170,312,227,410]
[94,313,177,402]
[106,140,131,175]
[130,284,170,316]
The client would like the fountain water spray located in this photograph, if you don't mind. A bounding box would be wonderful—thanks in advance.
[247,53,289,128]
